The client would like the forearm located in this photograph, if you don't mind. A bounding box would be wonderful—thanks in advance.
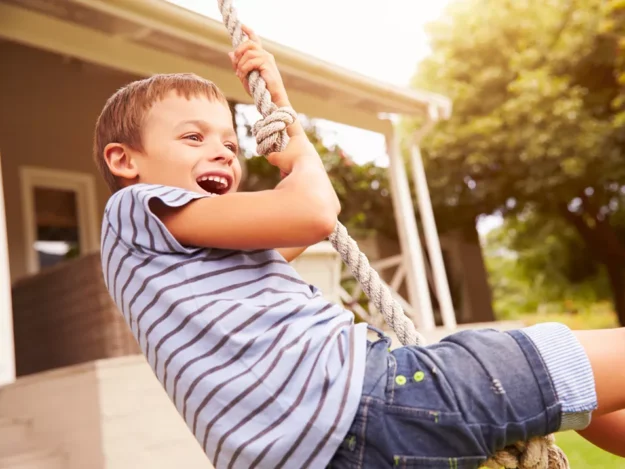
[275,158,340,217]
[577,409,625,457]
[154,185,336,250]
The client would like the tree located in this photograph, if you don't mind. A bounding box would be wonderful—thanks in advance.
[482,207,612,318]
[603,0,625,126]
[411,0,625,323]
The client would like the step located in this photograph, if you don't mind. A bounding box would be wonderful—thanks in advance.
[0,417,32,453]
[0,447,66,469]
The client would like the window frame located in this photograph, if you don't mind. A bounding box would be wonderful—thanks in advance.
[20,166,99,275]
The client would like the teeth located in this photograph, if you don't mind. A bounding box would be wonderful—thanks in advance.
[198,175,229,187]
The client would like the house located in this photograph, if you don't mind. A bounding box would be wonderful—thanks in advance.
[0,0,496,467]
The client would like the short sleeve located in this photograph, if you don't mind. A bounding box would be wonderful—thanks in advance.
[103,183,208,254]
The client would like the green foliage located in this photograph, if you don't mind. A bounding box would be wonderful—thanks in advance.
[603,0,625,125]
[554,431,624,467]
[413,0,621,218]
[238,113,398,239]
[411,0,625,322]
[483,208,611,318]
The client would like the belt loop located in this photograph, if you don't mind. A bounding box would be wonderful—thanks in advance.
[367,324,387,339]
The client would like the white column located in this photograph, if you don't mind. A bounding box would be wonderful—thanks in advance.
[0,155,15,385]
[410,141,457,329]
[385,128,435,331]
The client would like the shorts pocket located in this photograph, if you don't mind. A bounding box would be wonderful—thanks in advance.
[393,455,487,469]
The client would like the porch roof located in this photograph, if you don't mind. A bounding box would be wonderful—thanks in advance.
[0,0,451,134]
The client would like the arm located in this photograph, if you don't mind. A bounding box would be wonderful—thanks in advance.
[577,409,625,457]
[277,246,308,262]
[154,143,339,250]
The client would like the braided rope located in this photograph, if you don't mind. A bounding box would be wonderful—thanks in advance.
[216,1,569,467]
[217,0,425,348]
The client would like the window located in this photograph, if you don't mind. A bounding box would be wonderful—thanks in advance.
[20,167,99,275]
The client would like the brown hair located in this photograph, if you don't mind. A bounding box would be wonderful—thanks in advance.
[93,73,229,192]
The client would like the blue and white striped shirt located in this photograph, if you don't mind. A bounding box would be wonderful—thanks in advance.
[100,184,368,469]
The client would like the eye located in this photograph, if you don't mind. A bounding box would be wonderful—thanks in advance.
[225,142,238,153]
[184,133,202,142]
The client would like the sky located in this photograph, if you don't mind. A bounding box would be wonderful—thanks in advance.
[166,0,502,234]
[167,0,449,165]
[168,0,446,86]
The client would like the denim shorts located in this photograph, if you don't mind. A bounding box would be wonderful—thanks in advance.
[329,323,597,469]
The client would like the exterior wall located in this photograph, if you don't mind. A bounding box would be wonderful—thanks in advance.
[11,253,139,377]
[0,41,137,283]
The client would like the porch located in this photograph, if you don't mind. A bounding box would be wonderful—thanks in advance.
[0,0,503,467]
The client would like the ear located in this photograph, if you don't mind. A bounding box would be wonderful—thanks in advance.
[103,143,139,182]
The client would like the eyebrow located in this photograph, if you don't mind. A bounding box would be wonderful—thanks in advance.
[175,119,237,139]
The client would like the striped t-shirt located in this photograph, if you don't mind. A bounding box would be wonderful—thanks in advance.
[100,183,368,469]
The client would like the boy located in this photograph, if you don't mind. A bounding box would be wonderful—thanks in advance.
[95,26,624,469]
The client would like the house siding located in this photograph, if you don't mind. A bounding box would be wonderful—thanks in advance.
[0,41,136,282]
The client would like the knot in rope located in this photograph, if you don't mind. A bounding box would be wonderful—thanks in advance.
[252,106,297,156]
[218,0,294,156]
[483,435,569,469]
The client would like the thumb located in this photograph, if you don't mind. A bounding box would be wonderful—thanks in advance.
[266,151,281,166]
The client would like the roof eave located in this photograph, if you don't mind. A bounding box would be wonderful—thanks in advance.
[81,0,452,119]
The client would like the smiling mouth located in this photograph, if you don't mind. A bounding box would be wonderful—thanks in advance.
[196,174,232,195]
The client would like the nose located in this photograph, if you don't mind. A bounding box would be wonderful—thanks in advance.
[209,146,235,166]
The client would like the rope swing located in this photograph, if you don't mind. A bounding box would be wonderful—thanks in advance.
[216,1,570,467]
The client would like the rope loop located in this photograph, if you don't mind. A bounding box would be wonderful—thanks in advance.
[253,106,297,156]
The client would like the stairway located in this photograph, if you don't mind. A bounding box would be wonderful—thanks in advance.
[0,417,66,469]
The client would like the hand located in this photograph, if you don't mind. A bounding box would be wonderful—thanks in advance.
[269,134,341,216]
[266,133,322,176]
[229,25,290,107]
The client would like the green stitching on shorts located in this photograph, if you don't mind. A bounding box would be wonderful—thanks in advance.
[394,455,399,466]
[413,371,425,382]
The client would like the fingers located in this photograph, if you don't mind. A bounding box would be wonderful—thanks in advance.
[230,46,272,75]
[241,24,261,44]
[229,23,296,133]
[230,52,265,94]
[266,151,282,167]
[237,51,265,76]
[232,40,261,63]
[286,119,305,138]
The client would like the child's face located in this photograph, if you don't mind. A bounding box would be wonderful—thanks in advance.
[133,91,242,196]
